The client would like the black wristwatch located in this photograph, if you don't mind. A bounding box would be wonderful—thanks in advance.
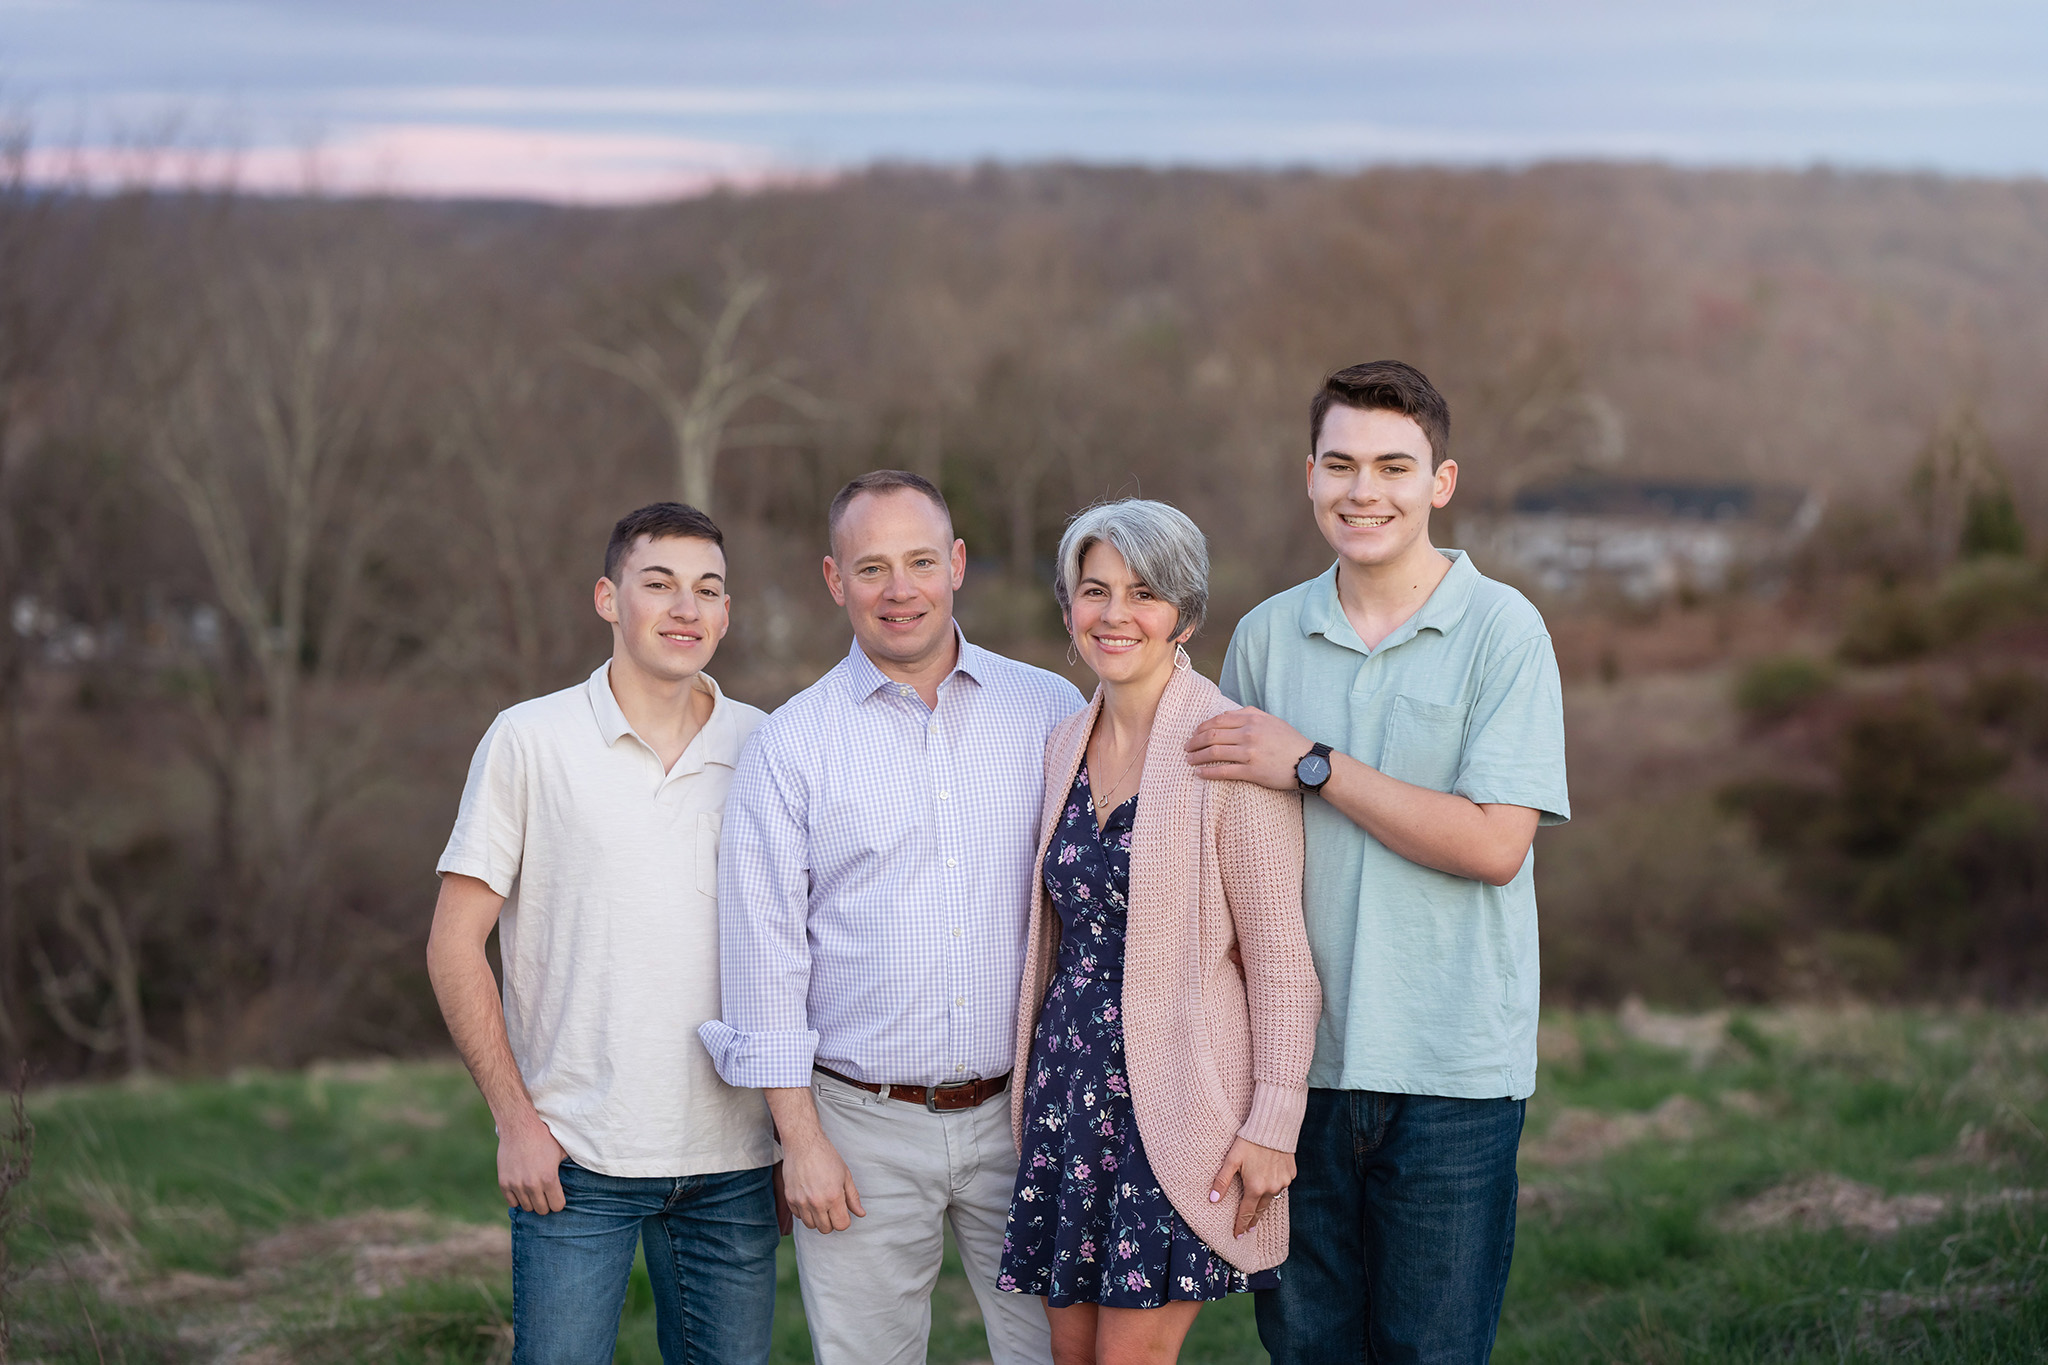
[1295,742,1334,794]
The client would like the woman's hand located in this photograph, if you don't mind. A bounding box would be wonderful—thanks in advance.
[1209,1135,1295,1238]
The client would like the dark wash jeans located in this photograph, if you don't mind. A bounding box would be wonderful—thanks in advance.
[1256,1090,1525,1365]
[509,1160,778,1365]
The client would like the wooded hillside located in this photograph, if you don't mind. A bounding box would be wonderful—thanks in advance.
[6,158,2046,1073]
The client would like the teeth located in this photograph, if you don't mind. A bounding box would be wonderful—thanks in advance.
[1342,515,1393,527]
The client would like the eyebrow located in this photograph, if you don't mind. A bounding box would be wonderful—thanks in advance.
[1076,573,1147,591]
[1320,449,1419,465]
[638,565,726,584]
[856,547,945,566]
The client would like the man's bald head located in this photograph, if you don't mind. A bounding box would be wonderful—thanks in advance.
[827,470,953,556]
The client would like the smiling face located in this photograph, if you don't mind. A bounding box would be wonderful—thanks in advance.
[595,533,730,686]
[1065,539,1189,692]
[823,487,966,674]
[1308,404,1459,570]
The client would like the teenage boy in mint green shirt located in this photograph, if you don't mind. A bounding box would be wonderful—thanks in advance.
[1186,360,1568,1365]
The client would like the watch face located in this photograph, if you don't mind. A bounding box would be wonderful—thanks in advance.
[1297,754,1332,788]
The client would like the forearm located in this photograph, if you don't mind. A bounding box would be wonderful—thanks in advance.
[1319,753,1532,885]
[426,930,543,1129]
[765,1086,826,1151]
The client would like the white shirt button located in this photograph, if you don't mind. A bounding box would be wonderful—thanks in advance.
[951,927,962,937]
[946,858,957,868]
[938,791,950,801]
[955,996,965,1006]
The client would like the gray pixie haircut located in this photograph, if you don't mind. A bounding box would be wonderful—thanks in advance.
[1054,499,1210,638]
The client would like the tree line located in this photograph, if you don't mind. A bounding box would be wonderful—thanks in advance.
[4,149,2046,1074]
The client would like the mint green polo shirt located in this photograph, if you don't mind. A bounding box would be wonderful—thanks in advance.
[1218,550,1569,1099]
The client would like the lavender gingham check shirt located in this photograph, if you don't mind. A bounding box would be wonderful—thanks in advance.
[698,630,1084,1090]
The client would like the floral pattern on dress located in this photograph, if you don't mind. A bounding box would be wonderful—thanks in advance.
[996,762,1278,1308]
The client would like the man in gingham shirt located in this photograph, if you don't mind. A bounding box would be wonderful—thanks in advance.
[701,471,1080,1365]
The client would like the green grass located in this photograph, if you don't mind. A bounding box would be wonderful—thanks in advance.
[7,1009,2046,1362]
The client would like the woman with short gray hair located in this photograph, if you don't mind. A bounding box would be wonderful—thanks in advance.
[1051,499,1211,645]
[998,499,1320,1363]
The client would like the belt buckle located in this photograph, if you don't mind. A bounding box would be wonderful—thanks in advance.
[924,1079,971,1112]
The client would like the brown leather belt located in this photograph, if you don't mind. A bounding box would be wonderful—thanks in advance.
[813,1063,1010,1112]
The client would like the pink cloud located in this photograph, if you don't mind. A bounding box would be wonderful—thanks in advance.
[24,123,818,204]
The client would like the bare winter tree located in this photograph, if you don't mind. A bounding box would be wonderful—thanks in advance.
[31,839,147,1075]
[436,341,553,697]
[574,269,822,514]
[140,259,409,1022]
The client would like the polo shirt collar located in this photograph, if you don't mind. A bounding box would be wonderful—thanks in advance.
[1301,548,1480,656]
[843,622,983,702]
[585,661,742,775]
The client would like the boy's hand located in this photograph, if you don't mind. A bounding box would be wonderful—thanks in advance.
[499,1111,569,1213]
[1185,707,1313,791]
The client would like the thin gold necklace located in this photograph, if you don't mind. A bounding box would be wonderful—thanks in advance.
[1090,737,1147,815]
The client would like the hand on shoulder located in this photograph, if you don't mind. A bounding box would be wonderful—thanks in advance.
[1183,706,1311,792]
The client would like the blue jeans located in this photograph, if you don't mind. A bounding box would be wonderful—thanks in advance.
[1256,1090,1525,1365]
[510,1160,778,1365]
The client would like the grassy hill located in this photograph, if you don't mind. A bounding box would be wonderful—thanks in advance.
[7,1006,2046,1363]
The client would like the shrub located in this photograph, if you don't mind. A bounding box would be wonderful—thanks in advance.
[1959,485,2028,558]
[1965,666,2048,732]
[1716,777,1833,854]
[1857,791,2048,994]
[1538,795,1794,1006]
[1732,654,1835,724]
[1936,554,2048,642]
[1836,585,1935,663]
[1833,694,2005,855]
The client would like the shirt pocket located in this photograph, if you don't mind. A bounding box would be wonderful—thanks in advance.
[695,810,722,900]
[1378,695,1467,794]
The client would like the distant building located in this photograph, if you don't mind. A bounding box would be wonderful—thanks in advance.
[1454,475,1826,602]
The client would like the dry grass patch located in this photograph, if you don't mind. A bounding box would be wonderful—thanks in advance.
[1522,1094,1710,1167]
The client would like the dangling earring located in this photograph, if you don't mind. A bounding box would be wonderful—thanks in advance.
[1067,638,1081,667]
[1174,644,1192,672]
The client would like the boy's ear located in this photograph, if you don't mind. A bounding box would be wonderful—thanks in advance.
[1431,459,1459,509]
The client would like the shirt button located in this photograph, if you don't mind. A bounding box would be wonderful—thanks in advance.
[951,927,962,937]
[946,858,957,868]
[955,1064,965,1073]
[955,996,965,1006]
[938,791,950,801]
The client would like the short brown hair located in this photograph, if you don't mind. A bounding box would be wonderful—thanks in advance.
[827,470,953,548]
[1310,361,1452,469]
[604,502,724,581]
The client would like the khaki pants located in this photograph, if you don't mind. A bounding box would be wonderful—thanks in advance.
[796,1070,1053,1365]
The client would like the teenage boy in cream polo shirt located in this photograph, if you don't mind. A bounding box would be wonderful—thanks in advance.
[1186,362,1569,1365]
[428,502,778,1365]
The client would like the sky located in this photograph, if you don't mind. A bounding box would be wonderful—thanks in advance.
[7,0,2048,202]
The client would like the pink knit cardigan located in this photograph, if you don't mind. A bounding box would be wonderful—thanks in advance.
[1008,664,1321,1274]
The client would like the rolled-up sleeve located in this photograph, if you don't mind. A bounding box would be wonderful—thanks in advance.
[1217,778,1320,1153]
[698,725,823,1088]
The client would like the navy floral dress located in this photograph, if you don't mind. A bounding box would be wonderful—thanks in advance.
[997,763,1278,1308]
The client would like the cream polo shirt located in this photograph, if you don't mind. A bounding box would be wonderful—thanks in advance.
[437,662,775,1178]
